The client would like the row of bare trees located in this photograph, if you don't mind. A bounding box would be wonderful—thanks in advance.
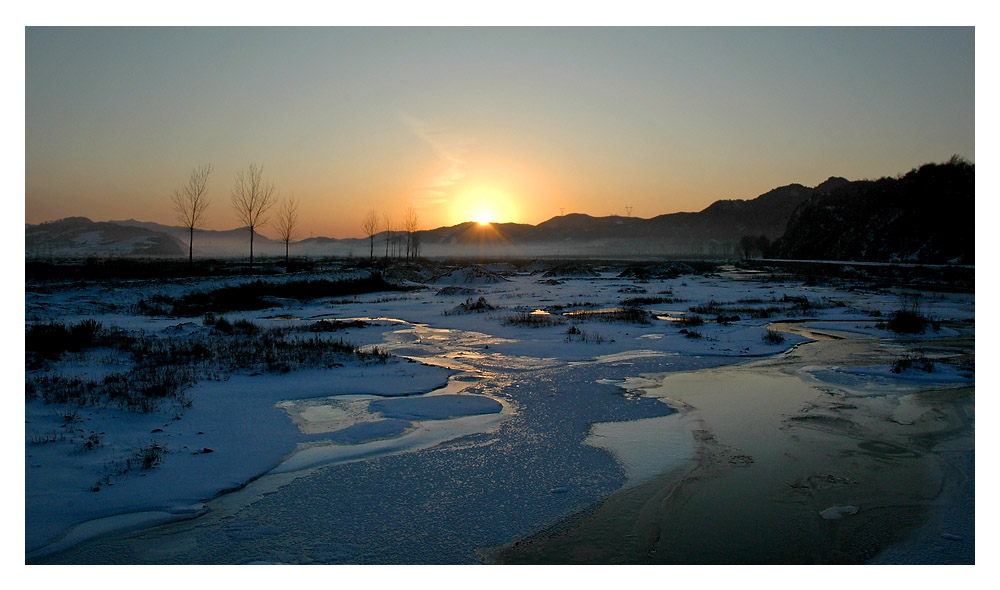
[361,206,421,263]
[173,163,424,265]
[172,163,298,265]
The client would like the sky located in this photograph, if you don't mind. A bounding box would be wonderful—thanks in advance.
[25,26,975,239]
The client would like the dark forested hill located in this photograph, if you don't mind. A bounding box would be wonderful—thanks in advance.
[770,158,974,264]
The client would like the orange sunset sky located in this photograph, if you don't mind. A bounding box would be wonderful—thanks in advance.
[25,25,974,239]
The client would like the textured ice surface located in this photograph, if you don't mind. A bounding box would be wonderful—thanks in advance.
[370,394,503,420]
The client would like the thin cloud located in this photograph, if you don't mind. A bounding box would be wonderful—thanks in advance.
[400,113,476,205]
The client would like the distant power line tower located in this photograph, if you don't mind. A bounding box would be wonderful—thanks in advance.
[625,205,633,217]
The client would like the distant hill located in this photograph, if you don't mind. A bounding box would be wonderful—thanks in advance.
[409,181,833,257]
[402,181,833,258]
[110,219,282,257]
[25,159,972,262]
[771,158,974,264]
[25,217,184,257]
[16,181,848,259]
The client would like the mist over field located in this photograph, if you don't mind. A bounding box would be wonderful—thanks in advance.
[26,158,974,265]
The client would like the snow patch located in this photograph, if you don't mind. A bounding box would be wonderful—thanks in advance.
[270,408,510,475]
[585,412,692,488]
[434,266,508,285]
[800,362,972,397]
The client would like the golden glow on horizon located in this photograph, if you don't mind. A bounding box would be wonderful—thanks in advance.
[453,186,518,226]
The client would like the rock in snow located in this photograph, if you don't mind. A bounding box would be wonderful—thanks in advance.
[819,505,859,520]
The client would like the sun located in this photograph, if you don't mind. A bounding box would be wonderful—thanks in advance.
[472,206,497,226]
[453,186,517,226]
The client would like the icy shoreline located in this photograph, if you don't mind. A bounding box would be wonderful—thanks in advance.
[26,361,458,554]
[495,322,975,564]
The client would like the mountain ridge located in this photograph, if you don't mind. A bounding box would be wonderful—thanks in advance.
[772,160,973,264]
[17,179,848,259]
[25,160,972,262]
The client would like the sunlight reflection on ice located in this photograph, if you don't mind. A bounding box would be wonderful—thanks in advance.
[274,316,517,477]
[271,406,510,475]
[569,349,674,366]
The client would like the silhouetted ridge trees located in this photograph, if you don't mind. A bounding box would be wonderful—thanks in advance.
[771,157,974,264]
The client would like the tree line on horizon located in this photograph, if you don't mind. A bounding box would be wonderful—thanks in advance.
[172,163,423,266]
[361,206,421,263]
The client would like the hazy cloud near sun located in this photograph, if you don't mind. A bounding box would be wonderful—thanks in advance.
[400,113,477,206]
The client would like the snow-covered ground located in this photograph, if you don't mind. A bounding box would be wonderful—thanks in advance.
[24,261,975,563]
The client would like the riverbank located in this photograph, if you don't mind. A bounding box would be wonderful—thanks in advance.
[493,323,975,564]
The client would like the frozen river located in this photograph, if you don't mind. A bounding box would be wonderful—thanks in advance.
[33,324,730,564]
[26,264,975,564]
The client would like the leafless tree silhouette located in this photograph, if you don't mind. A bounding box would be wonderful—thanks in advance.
[403,206,419,260]
[383,212,393,261]
[172,164,212,263]
[274,195,298,264]
[231,163,277,266]
[362,208,379,262]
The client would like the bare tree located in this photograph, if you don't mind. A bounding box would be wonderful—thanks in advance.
[393,231,404,259]
[411,232,421,259]
[362,208,379,262]
[172,163,212,263]
[383,212,393,261]
[274,195,299,264]
[231,163,277,266]
[403,206,419,260]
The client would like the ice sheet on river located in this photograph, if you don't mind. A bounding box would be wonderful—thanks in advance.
[370,394,503,420]
[799,362,973,396]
